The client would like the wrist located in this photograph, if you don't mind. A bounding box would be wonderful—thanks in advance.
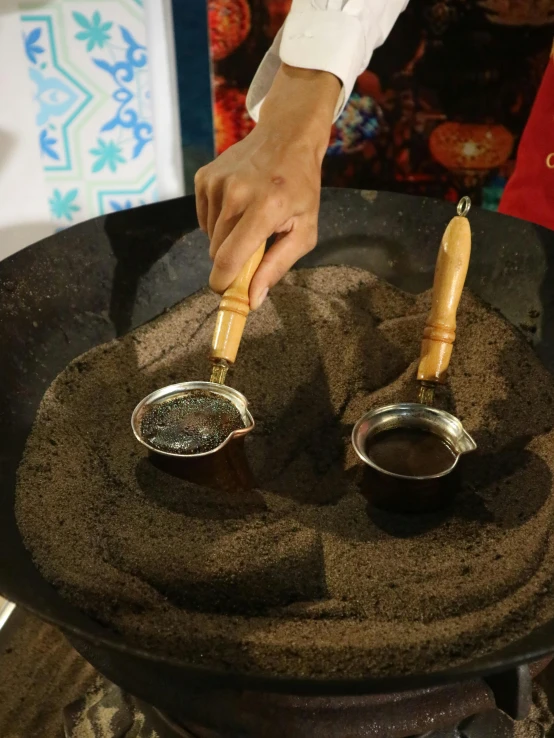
[258,63,340,158]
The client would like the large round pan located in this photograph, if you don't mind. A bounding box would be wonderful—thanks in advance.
[2,190,554,702]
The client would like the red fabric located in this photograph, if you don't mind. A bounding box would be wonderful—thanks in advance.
[499,53,554,231]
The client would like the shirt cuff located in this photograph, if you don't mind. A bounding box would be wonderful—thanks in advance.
[247,9,376,123]
[246,29,283,124]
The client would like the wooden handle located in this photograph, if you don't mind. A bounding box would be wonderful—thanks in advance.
[417,212,471,385]
[210,243,266,365]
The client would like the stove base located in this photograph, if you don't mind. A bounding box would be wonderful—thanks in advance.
[62,677,539,738]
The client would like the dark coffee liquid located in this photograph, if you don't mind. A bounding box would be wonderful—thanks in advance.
[366,427,457,477]
[141,390,245,455]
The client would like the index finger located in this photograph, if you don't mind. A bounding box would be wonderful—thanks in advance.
[209,205,276,294]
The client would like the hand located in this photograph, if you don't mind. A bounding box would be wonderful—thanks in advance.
[194,64,340,309]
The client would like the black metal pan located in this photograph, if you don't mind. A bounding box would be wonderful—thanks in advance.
[1,189,554,707]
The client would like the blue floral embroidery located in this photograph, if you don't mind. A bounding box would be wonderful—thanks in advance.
[39,129,59,160]
[98,174,155,215]
[29,67,78,127]
[91,26,152,159]
[22,8,157,227]
[90,139,126,173]
[23,16,92,173]
[24,28,44,65]
[109,199,133,211]
[73,11,112,52]
[109,198,147,211]
[50,189,80,221]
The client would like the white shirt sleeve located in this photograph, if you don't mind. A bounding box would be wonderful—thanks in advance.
[246,0,410,123]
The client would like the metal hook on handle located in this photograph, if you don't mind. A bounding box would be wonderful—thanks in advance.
[457,196,471,218]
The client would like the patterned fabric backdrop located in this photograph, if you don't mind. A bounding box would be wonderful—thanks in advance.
[19,0,157,230]
[208,0,554,209]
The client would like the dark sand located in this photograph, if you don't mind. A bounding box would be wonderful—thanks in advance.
[15,266,554,680]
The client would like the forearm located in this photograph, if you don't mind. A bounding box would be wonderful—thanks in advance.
[258,64,341,160]
[247,0,410,123]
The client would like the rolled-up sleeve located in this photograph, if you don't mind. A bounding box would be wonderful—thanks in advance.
[246,0,410,122]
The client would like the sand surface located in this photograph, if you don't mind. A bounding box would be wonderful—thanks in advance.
[15,266,554,679]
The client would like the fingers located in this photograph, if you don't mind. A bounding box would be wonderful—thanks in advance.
[206,181,223,240]
[209,205,277,294]
[210,210,241,262]
[197,171,224,241]
[194,168,208,233]
[249,224,318,309]
[193,130,322,301]
[196,166,254,261]
[209,176,250,260]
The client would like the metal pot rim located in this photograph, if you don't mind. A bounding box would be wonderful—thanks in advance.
[351,402,477,481]
[131,380,255,458]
